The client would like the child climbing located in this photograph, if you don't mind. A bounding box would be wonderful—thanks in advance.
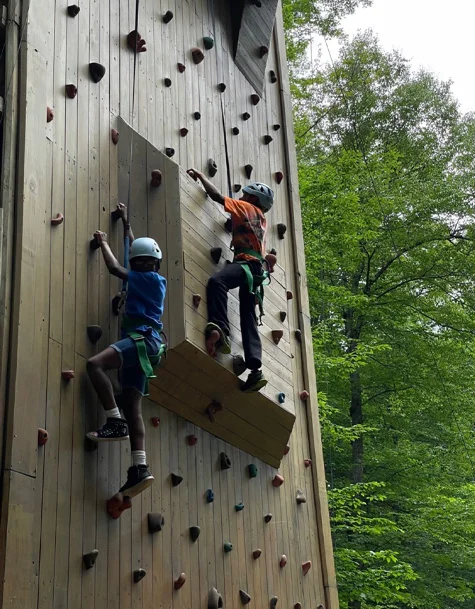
[86,203,167,498]
[186,168,274,393]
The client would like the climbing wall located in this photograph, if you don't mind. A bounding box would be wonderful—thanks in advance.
[0,1,338,609]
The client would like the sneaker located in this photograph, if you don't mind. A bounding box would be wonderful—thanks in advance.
[241,370,268,393]
[119,464,154,498]
[86,417,129,442]
[205,322,231,355]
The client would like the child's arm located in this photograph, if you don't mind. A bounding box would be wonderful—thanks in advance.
[93,230,128,280]
[187,168,225,206]
[115,202,135,244]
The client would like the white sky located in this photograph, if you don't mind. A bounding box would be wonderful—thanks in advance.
[323,0,474,113]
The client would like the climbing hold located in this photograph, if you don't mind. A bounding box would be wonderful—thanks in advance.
[294,604,302,609]
[286,290,293,300]
[191,47,205,64]
[277,223,287,239]
[65,84,77,99]
[275,171,284,184]
[269,70,278,83]
[208,158,218,177]
[205,401,223,422]
[134,569,146,583]
[251,94,260,105]
[264,513,272,523]
[165,147,175,158]
[304,459,312,468]
[295,329,302,343]
[264,135,273,145]
[248,464,258,478]
[51,213,64,226]
[265,253,277,273]
[38,428,48,446]
[106,493,132,519]
[220,452,231,470]
[317,605,325,609]
[235,502,245,512]
[194,111,201,120]
[203,36,215,50]
[192,294,201,308]
[164,77,172,87]
[62,370,75,381]
[260,45,269,58]
[90,236,101,251]
[233,354,247,376]
[279,555,287,568]
[278,392,285,404]
[224,217,233,233]
[302,560,312,575]
[270,597,278,609]
[187,434,198,446]
[218,83,226,92]
[271,329,284,345]
[244,164,253,179]
[206,489,215,503]
[177,62,186,73]
[239,590,251,605]
[47,106,54,123]
[148,512,165,533]
[208,587,224,609]
[174,573,187,590]
[150,416,160,427]
[296,489,307,505]
[83,549,99,570]
[252,549,262,559]
[180,127,189,137]
[251,0,262,6]
[223,542,233,553]
[232,127,240,135]
[269,247,277,255]
[89,62,106,83]
[272,474,284,487]
[189,526,201,542]
[273,124,281,131]
[87,325,102,344]
[163,10,174,23]
[283,444,290,455]
[210,247,222,264]
[233,184,242,193]
[300,390,310,401]
[150,169,162,187]
[112,292,124,316]
[67,5,80,17]
[171,473,183,487]
[242,112,251,121]
[279,311,287,323]
[127,30,146,53]
[111,129,119,145]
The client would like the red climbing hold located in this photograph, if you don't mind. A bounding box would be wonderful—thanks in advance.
[51,213,64,226]
[272,474,284,487]
[205,400,223,422]
[111,129,119,145]
[279,555,287,568]
[210,247,222,264]
[300,390,310,401]
[187,434,198,446]
[280,311,287,322]
[174,573,186,590]
[191,47,205,64]
[62,370,75,381]
[245,164,253,179]
[242,112,251,121]
[89,62,106,83]
[302,560,312,575]
[38,428,48,446]
[106,493,132,519]
[275,171,284,184]
[277,223,287,239]
[252,549,262,559]
[286,290,293,300]
[180,127,189,137]
[83,549,99,570]
[271,329,284,345]
[304,458,312,468]
[47,106,54,123]
[251,94,260,105]
[151,416,160,427]
[259,45,269,58]
[177,63,186,74]
[192,294,201,308]
[283,444,290,455]
[208,158,218,177]
[134,569,146,583]
[240,590,251,605]
[65,84,77,99]
[127,30,146,53]
[265,253,277,273]
[150,169,162,187]
[163,10,174,23]
[148,512,165,533]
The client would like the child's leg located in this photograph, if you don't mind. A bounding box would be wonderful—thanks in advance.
[87,347,122,412]
[121,388,145,452]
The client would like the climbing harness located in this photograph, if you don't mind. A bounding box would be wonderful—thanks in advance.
[233,248,271,324]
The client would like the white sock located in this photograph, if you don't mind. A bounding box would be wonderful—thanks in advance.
[132,450,147,466]
[106,407,121,419]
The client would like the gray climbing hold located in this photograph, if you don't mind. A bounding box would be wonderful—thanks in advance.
[208,587,224,609]
[296,489,307,504]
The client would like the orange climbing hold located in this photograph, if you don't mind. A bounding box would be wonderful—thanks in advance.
[111,128,119,144]
[279,555,287,568]
[271,329,284,345]
[62,370,75,381]
[151,416,160,427]
[106,493,132,519]
[272,474,284,487]
[51,213,64,226]
[302,560,312,575]
[150,169,162,187]
[300,390,310,401]
[38,428,48,446]
[47,106,54,123]
[265,253,277,273]
[174,573,186,590]
[304,458,312,468]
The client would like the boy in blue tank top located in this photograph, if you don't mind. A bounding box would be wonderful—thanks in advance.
[86,203,167,498]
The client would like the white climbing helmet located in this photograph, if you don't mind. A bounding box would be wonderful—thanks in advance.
[243,182,274,212]
[129,237,162,260]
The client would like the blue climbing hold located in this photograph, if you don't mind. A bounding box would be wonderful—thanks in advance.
[206,489,215,503]
[235,502,245,512]
[278,392,286,404]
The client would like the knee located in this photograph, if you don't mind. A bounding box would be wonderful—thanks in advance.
[86,356,101,375]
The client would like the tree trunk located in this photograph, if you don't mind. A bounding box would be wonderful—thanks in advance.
[350,369,363,483]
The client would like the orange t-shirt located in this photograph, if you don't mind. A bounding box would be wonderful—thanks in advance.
[224,197,267,262]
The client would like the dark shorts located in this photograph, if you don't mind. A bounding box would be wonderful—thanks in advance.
[110,333,161,396]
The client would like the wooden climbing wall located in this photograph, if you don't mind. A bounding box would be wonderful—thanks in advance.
[0,1,338,609]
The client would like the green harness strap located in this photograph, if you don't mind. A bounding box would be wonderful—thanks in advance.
[233,248,271,323]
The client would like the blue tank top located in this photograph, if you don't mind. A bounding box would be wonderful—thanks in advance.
[124,270,167,339]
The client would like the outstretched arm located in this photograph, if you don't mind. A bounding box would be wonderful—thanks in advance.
[93,231,128,281]
[187,168,225,206]
[115,202,135,244]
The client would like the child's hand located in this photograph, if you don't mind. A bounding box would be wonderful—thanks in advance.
[93,230,107,245]
[187,168,200,181]
[116,202,127,220]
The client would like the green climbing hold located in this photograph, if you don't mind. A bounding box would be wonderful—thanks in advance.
[203,36,214,50]
[224,542,233,553]
[248,464,258,478]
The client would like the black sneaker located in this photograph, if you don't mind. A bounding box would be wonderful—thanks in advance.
[241,370,268,393]
[119,465,154,498]
[86,417,129,442]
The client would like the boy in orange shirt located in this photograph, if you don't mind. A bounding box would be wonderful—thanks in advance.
[187,169,274,392]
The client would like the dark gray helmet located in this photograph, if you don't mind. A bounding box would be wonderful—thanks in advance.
[242,182,274,212]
